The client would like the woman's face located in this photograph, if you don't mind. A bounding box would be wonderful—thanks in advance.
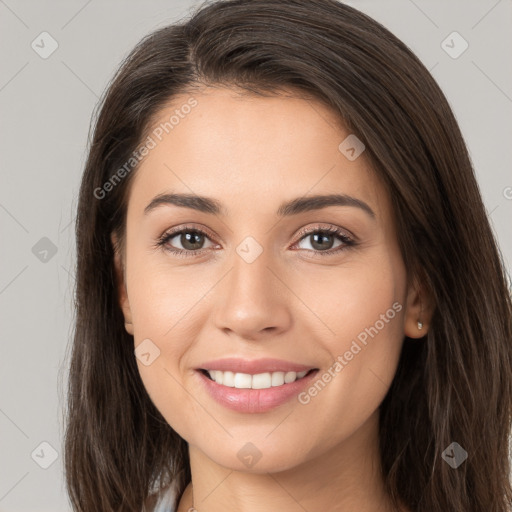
[113,87,423,472]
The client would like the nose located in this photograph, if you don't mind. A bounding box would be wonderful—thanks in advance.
[212,248,292,342]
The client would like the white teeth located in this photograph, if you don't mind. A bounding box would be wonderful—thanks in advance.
[222,371,235,387]
[271,371,284,386]
[234,373,252,388]
[252,372,272,389]
[284,371,296,383]
[206,369,310,389]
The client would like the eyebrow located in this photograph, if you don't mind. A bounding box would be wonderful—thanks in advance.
[144,192,376,219]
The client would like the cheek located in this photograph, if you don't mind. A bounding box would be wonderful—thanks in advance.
[290,250,406,428]
[127,251,208,340]
[126,254,217,436]
[291,250,405,351]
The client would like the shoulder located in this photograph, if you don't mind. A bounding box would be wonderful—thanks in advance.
[144,483,177,512]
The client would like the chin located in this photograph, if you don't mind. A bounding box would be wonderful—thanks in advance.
[199,440,313,474]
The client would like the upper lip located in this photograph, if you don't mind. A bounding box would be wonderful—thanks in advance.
[198,358,317,375]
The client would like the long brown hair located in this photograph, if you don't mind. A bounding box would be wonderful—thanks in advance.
[64,0,512,510]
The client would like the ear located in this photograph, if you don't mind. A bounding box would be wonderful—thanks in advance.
[111,233,134,335]
[403,270,435,339]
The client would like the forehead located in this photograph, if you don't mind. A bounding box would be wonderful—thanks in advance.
[127,86,388,220]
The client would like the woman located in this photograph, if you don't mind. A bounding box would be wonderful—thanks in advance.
[64,0,512,511]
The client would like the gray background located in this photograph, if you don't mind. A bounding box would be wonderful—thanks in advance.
[0,1,511,510]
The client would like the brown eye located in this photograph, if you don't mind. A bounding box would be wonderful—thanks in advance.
[294,226,354,255]
[303,231,338,251]
[175,231,206,251]
[157,227,216,256]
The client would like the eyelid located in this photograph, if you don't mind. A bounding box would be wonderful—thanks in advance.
[158,223,219,244]
[293,222,355,243]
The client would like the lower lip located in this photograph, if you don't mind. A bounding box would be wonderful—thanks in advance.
[196,369,319,413]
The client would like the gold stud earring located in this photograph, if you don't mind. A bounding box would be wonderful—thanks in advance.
[418,292,424,331]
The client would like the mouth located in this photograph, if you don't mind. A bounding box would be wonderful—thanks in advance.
[199,368,318,390]
[194,357,320,413]
[196,366,320,413]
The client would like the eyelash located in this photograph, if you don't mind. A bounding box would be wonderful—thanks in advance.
[155,223,356,259]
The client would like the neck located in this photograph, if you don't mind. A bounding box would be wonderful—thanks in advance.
[177,411,401,512]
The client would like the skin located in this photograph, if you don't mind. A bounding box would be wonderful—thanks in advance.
[112,86,432,512]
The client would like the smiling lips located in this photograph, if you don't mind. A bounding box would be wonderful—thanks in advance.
[199,357,316,388]
[196,358,319,413]
[205,369,310,389]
